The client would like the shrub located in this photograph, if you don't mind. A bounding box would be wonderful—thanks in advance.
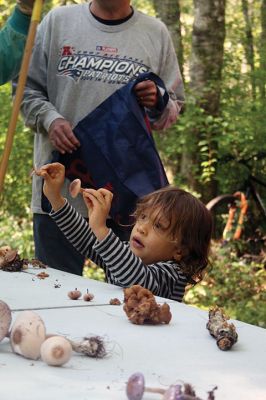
[185,240,266,328]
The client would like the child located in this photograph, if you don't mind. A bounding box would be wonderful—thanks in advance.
[38,162,213,302]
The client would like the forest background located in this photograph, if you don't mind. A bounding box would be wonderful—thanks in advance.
[0,0,265,327]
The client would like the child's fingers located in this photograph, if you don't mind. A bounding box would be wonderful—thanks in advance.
[98,188,113,201]
[40,170,49,179]
[35,162,65,178]
[83,188,98,197]
[82,191,95,207]
[83,189,106,205]
[98,189,113,207]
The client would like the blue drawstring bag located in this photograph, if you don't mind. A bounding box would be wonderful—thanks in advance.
[44,72,169,225]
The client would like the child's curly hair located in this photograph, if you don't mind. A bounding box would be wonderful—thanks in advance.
[134,186,213,283]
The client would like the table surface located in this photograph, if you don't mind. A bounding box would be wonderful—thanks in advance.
[0,267,265,400]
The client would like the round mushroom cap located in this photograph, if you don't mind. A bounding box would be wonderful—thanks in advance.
[41,336,72,366]
[0,300,12,342]
[126,372,145,400]
[69,179,81,198]
[10,311,46,360]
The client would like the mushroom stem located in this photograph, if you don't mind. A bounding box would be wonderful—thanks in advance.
[72,187,85,196]
[68,336,106,358]
[145,386,165,395]
[30,165,45,177]
[46,334,107,358]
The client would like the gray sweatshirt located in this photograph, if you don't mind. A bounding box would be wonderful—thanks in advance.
[21,2,184,216]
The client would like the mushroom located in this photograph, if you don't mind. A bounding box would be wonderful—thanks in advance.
[0,300,12,342]
[83,289,94,302]
[69,179,85,198]
[41,335,72,366]
[10,310,46,360]
[126,372,165,400]
[126,373,214,400]
[0,246,12,268]
[69,335,107,358]
[68,289,82,300]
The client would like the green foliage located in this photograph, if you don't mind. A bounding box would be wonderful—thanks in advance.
[83,259,105,281]
[0,84,33,217]
[132,0,155,15]
[185,241,266,328]
[0,209,34,258]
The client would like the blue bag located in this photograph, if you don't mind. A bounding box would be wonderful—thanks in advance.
[46,72,169,225]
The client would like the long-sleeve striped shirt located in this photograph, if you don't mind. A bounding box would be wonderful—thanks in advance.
[51,201,188,302]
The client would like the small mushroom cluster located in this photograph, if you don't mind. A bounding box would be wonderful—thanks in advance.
[126,372,218,400]
[123,285,172,325]
[0,246,47,272]
[68,288,94,301]
[0,248,25,272]
[109,298,121,305]
[0,300,107,367]
[206,306,238,350]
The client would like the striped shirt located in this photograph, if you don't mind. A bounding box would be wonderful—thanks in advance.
[51,201,188,302]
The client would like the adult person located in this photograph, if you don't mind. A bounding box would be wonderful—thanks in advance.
[21,0,185,276]
[0,1,36,85]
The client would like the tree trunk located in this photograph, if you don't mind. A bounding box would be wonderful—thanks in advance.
[241,0,256,100]
[260,0,266,99]
[188,0,226,201]
[153,0,184,76]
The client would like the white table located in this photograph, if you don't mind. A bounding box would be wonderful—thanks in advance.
[0,268,265,400]
[0,267,125,309]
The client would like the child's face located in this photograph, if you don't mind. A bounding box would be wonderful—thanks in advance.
[129,209,179,265]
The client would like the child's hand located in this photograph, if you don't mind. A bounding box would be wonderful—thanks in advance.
[83,188,113,241]
[35,162,65,211]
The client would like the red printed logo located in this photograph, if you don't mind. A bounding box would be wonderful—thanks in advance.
[61,46,74,56]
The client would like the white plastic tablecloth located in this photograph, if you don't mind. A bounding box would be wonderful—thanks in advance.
[0,269,265,400]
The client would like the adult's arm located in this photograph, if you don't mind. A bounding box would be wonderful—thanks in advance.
[20,11,64,135]
[0,7,30,85]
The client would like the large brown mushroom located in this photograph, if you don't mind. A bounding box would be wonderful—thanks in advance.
[0,300,12,342]
[10,311,46,360]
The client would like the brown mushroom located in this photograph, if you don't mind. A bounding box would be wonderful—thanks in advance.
[0,300,12,342]
[41,336,72,366]
[83,289,94,302]
[10,311,46,360]
[68,289,82,300]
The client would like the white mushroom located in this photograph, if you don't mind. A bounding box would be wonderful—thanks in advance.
[10,311,46,360]
[0,300,12,342]
[41,336,72,366]
[69,179,83,198]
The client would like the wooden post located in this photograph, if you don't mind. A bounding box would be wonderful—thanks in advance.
[0,0,44,194]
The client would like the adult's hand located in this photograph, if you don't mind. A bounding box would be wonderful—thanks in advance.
[134,80,158,108]
[16,0,42,15]
[48,118,80,154]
